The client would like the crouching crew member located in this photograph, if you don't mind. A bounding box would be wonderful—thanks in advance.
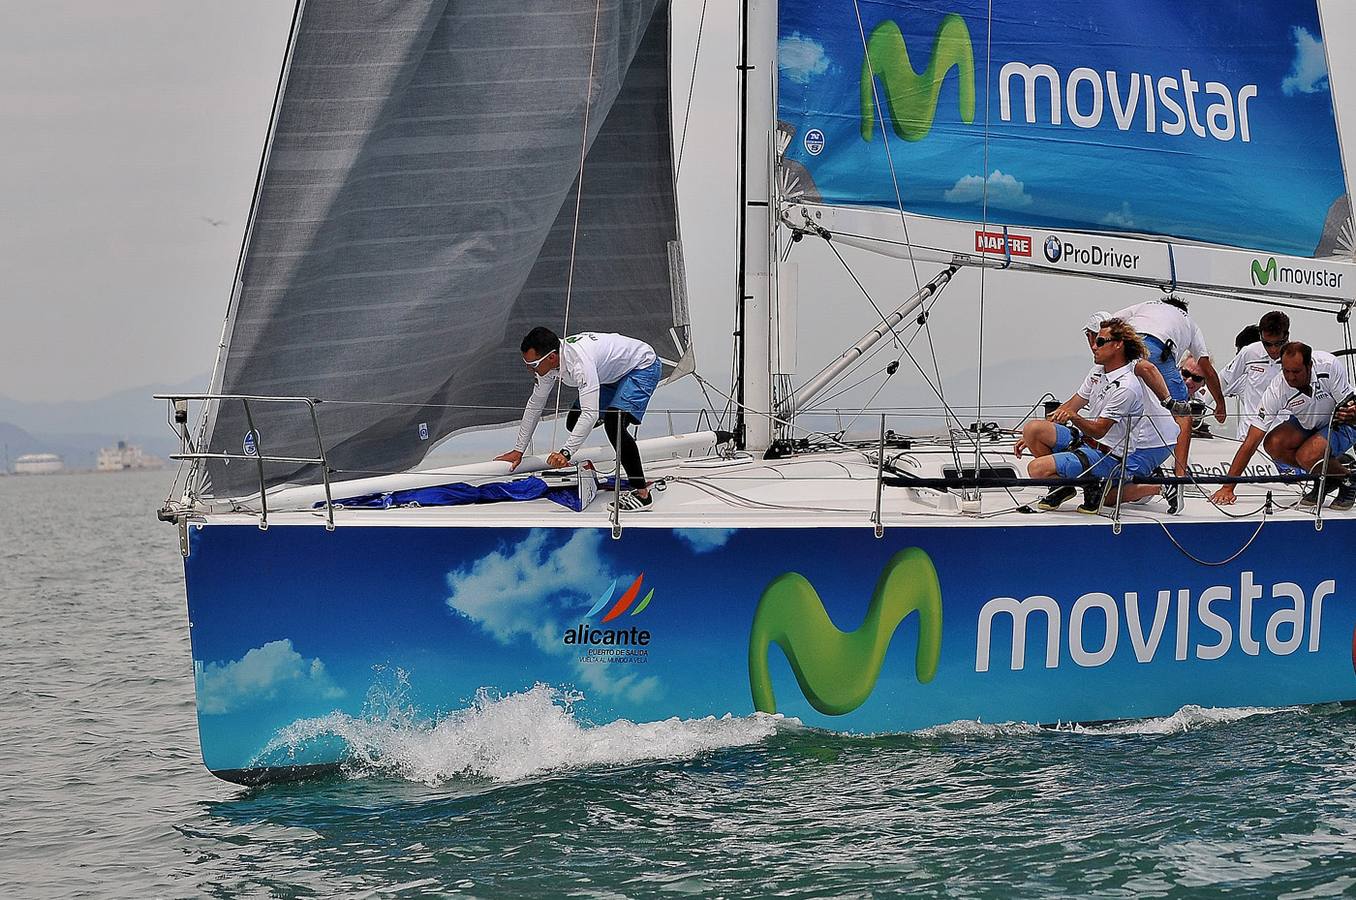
[1210,342,1356,510]
[1014,318,1147,512]
[498,328,663,512]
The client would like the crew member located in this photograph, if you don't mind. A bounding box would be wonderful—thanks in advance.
[1180,355,1214,437]
[1110,296,1226,474]
[1014,319,1147,511]
[1220,311,1289,441]
[497,327,663,511]
[1210,342,1356,510]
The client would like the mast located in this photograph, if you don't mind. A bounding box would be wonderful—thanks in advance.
[736,0,776,452]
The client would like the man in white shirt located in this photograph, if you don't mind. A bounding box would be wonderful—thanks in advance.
[1220,310,1289,441]
[1015,319,1148,511]
[497,327,663,511]
[1210,342,1356,510]
[1111,296,1227,475]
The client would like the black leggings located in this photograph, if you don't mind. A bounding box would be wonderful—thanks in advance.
[564,408,646,489]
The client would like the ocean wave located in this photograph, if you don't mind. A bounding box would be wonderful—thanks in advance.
[913,704,1291,740]
[1060,704,1290,736]
[253,682,789,785]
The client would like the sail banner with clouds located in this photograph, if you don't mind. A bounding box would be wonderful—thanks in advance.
[778,0,1349,258]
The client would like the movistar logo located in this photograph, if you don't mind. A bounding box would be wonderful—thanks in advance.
[1251,256,1343,290]
[747,548,943,716]
[1251,257,1278,286]
[860,15,975,142]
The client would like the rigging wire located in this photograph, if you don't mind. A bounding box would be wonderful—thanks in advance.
[673,0,708,178]
[814,244,994,478]
[848,0,956,442]
[972,0,994,478]
[850,0,921,297]
[823,239,909,347]
[551,0,605,451]
[799,288,949,414]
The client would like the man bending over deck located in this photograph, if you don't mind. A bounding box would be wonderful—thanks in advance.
[1210,342,1356,510]
[1111,296,1227,474]
[1014,318,1148,512]
[497,328,663,512]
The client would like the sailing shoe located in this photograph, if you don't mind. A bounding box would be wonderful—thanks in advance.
[1036,485,1076,511]
[609,490,654,513]
[1076,483,1105,515]
[1162,481,1181,515]
[1299,475,1341,508]
[1332,479,1356,511]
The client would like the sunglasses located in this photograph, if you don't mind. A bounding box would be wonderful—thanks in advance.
[1180,369,1205,383]
[1261,338,1288,348]
[524,350,556,369]
[1093,336,1120,347]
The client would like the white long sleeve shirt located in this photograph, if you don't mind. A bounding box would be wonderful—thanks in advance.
[513,332,657,456]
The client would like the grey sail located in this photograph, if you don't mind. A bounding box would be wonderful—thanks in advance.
[203,0,676,497]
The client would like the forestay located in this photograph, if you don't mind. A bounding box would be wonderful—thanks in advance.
[201,0,679,498]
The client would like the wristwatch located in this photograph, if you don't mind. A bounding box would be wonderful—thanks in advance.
[558,448,572,461]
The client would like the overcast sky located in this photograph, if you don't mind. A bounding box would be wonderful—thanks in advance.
[2,2,1354,409]
[0,1,290,403]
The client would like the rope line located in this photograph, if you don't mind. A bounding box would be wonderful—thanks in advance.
[552,0,605,451]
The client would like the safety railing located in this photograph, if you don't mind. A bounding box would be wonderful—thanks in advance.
[156,393,335,531]
[152,392,1350,542]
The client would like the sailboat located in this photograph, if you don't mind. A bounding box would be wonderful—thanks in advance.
[162,0,1356,784]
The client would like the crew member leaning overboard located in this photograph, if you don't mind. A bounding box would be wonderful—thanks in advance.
[497,328,663,512]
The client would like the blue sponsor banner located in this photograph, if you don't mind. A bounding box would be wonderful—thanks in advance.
[184,520,1356,775]
[777,0,1348,258]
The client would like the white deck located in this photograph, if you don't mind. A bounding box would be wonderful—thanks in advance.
[185,433,1346,531]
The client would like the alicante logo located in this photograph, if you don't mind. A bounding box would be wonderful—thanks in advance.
[860,14,975,142]
[1251,257,1278,286]
[564,573,655,662]
[747,548,943,716]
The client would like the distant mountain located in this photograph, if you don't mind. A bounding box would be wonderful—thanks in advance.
[0,375,208,470]
[0,375,208,437]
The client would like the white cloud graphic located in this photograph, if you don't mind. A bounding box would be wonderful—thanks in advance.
[195,639,344,715]
[1282,26,1328,96]
[943,170,1033,209]
[1101,202,1135,228]
[445,529,660,703]
[673,528,737,553]
[779,33,830,85]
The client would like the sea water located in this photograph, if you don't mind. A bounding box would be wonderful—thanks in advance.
[3,471,1356,897]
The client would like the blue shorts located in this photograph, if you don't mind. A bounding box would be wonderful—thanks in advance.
[1048,424,1130,479]
[1313,421,1356,457]
[1126,444,1173,477]
[573,358,662,424]
[1142,335,1189,401]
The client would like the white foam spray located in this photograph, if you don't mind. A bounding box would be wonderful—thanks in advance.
[254,680,789,785]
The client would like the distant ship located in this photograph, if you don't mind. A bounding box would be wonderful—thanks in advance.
[97,441,163,472]
[14,453,63,475]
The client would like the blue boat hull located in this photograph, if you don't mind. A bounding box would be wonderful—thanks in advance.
[183,519,1356,782]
